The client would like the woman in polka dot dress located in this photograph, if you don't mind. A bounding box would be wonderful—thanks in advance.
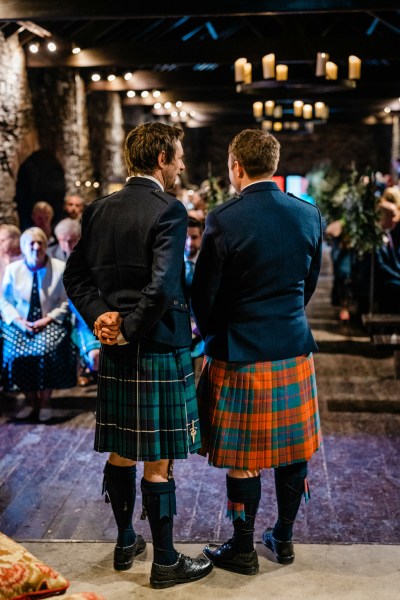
[0,227,77,422]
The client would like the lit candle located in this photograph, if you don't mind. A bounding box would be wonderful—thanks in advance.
[325,61,338,80]
[321,105,330,120]
[265,100,275,116]
[273,122,283,132]
[315,52,329,77]
[234,58,247,82]
[273,105,283,118]
[276,64,288,81]
[293,100,304,117]
[243,62,252,84]
[253,101,263,118]
[262,120,273,131]
[303,104,313,119]
[262,53,275,79]
[314,101,326,118]
[348,55,361,80]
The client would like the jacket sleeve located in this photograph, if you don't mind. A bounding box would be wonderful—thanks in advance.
[0,266,20,324]
[304,209,323,307]
[120,200,188,341]
[191,210,227,338]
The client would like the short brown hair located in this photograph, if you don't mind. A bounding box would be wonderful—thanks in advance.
[228,129,280,178]
[124,122,184,176]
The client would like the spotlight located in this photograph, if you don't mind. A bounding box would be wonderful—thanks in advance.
[47,42,57,52]
[107,74,116,82]
[29,43,39,54]
[72,45,81,54]
[93,182,100,189]
[85,181,92,187]
[75,180,81,187]
[171,111,178,117]
[127,90,136,98]
[152,90,161,97]
[141,90,149,98]
[164,101,172,109]
[124,72,133,80]
[175,101,183,108]
[91,73,101,82]
[154,102,162,109]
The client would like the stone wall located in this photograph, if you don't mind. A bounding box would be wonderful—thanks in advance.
[87,92,126,197]
[0,32,38,224]
[28,69,95,202]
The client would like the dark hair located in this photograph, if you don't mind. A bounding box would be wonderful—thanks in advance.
[124,122,184,176]
[187,216,204,231]
[228,129,280,178]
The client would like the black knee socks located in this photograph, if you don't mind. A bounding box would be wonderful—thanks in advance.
[103,462,137,548]
[273,461,308,542]
[141,478,178,566]
[226,475,261,553]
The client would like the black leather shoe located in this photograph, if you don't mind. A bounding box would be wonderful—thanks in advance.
[262,528,294,564]
[203,539,259,575]
[114,534,146,570]
[150,553,213,589]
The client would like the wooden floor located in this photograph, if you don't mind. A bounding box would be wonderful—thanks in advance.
[1,247,399,544]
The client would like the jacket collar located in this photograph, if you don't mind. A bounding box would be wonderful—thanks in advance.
[124,176,163,191]
[240,180,281,196]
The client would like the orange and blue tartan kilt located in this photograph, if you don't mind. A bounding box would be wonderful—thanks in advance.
[197,353,322,470]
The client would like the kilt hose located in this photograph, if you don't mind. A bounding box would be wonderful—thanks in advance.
[197,353,322,470]
[94,342,201,461]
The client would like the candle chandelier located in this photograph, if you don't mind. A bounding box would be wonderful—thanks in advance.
[235,52,361,127]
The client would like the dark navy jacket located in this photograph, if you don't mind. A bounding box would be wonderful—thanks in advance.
[63,177,192,347]
[191,181,323,361]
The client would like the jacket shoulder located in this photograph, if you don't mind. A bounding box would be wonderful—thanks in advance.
[287,192,321,215]
[150,189,182,206]
[210,195,242,215]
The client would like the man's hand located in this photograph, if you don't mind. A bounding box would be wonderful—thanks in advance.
[14,317,34,334]
[94,311,122,345]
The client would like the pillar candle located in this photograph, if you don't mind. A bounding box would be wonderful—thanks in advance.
[315,52,329,77]
[253,101,263,118]
[348,55,361,80]
[276,64,288,81]
[303,104,313,119]
[293,100,304,117]
[243,62,252,84]
[234,58,247,82]
[262,120,273,131]
[314,101,326,118]
[325,61,338,80]
[262,53,275,79]
[265,100,275,116]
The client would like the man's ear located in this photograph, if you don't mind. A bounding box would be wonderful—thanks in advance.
[236,161,245,179]
[158,151,166,169]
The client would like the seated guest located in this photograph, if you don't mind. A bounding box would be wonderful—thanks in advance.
[0,227,76,422]
[31,201,56,247]
[184,217,205,363]
[63,195,85,221]
[0,224,22,288]
[49,218,100,384]
[375,197,400,314]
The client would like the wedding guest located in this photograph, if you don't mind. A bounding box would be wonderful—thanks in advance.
[0,227,76,422]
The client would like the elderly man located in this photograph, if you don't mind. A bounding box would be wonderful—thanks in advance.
[63,122,212,589]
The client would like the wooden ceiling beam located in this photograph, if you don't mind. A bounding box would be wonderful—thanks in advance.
[2,1,400,20]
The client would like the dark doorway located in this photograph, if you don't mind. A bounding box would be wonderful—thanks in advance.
[15,150,65,230]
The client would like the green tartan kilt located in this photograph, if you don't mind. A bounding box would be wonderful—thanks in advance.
[94,342,201,461]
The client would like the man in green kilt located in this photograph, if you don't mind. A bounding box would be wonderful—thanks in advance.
[191,129,323,574]
[63,122,212,589]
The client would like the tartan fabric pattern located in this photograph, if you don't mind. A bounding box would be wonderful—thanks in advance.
[197,353,322,470]
[95,343,201,461]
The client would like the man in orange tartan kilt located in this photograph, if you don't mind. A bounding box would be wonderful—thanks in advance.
[191,129,323,574]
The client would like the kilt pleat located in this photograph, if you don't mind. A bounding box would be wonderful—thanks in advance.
[95,343,201,461]
[197,353,322,470]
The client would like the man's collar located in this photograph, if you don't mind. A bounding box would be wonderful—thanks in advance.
[128,174,164,191]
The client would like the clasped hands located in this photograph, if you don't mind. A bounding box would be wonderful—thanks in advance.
[94,311,122,345]
[15,315,53,334]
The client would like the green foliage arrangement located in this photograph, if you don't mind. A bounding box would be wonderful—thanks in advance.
[306,163,382,256]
